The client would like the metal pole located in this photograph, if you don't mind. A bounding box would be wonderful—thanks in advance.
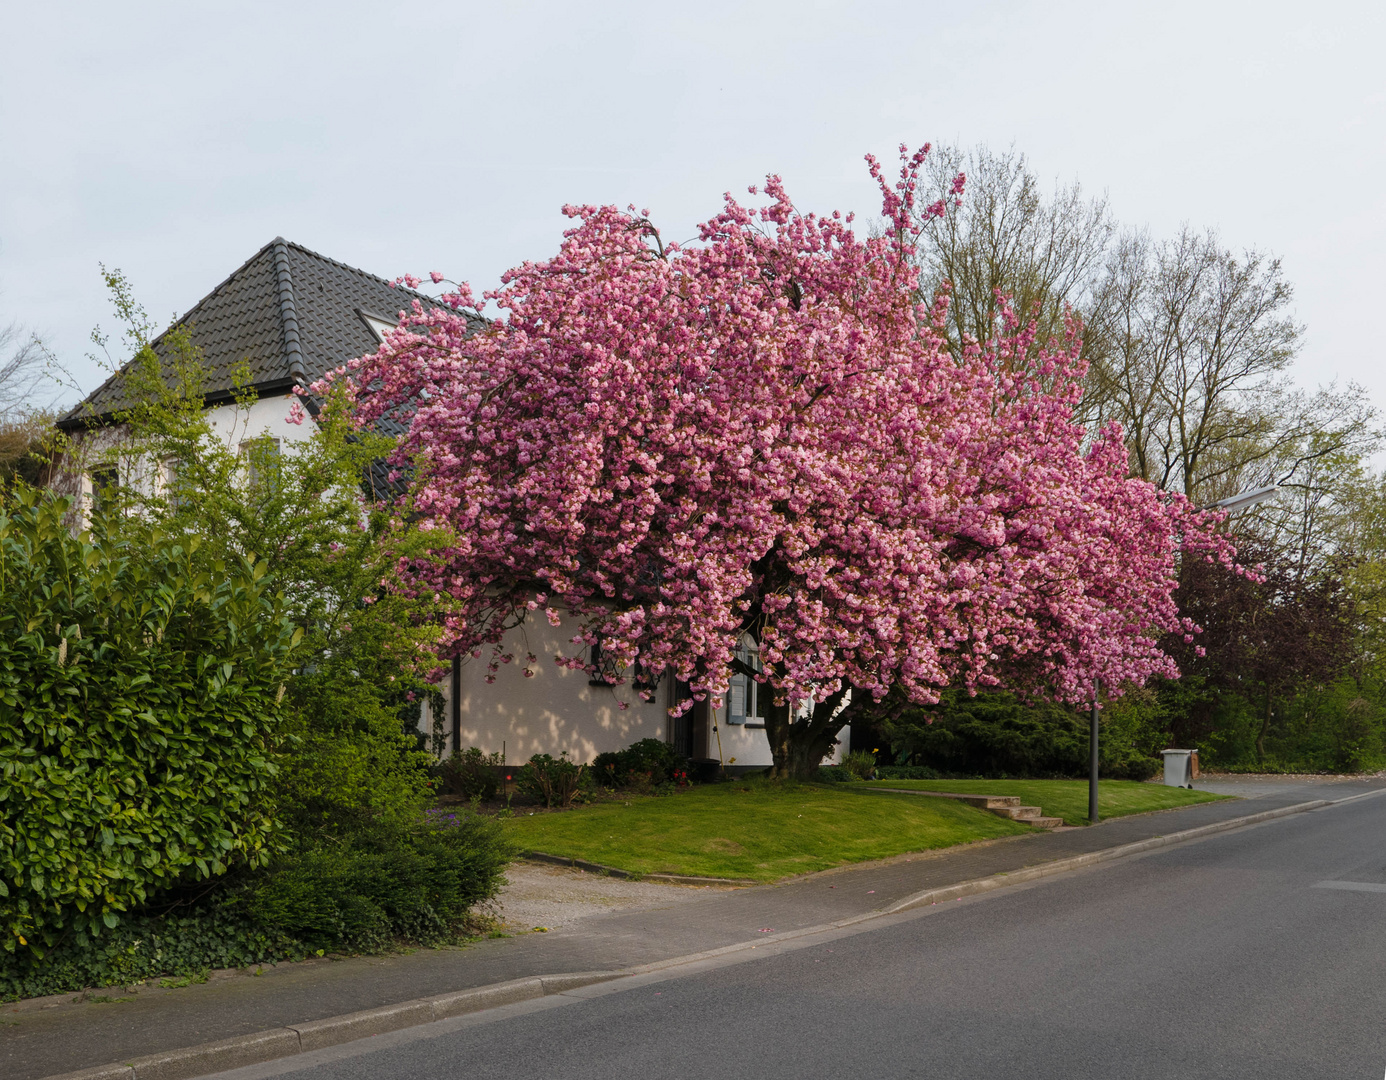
[1089,678,1100,824]
[450,656,462,755]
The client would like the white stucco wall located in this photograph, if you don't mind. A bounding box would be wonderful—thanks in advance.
[68,392,311,512]
[204,393,313,449]
[445,609,671,764]
[438,610,850,769]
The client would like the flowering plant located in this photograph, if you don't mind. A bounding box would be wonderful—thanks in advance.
[338,146,1236,779]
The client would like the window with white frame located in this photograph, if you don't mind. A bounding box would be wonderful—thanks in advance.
[240,437,281,495]
[359,310,397,344]
[163,458,187,509]
[727,637,765,727]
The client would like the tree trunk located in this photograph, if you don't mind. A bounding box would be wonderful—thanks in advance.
[763,686,859,781]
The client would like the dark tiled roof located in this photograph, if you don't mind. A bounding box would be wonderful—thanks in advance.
[60,238,460,428]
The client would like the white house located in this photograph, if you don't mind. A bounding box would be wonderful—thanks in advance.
[59,239,848,773]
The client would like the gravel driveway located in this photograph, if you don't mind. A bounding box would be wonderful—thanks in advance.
[493,862,735,933]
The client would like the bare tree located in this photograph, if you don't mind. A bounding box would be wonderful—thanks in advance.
[910,144,1115,387]
[907,141,1382,621]
[0,320,47,421]
[1085,227,1374,504]
[0,316,65,485]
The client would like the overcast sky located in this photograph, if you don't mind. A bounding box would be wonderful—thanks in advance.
[3,0,1383,410]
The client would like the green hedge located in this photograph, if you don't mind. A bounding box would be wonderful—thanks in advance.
[884,688,1159,780]
[0,491,300,956]
[245,811,511,952]
[0,807,511,1001]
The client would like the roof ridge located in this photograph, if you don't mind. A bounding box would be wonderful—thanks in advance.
[271,239,307,383]
[279,238,442,311]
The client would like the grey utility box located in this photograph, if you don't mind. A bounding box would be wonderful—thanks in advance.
[1161,749,1196,789]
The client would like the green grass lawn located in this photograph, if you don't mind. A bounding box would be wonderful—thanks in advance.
[501,781,1032,882]
[863,778,1229,826]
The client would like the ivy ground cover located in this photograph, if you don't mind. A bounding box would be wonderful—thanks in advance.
[864,779,1227,826]
[501,782,1030,882]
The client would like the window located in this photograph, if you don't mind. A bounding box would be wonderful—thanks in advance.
[358,310,398,345]
[240,438,281,495]
[589,639,620,687]
[89,466,119,515]
[589,637,658,693]
[727,638,765,727]
[164,458,187,510]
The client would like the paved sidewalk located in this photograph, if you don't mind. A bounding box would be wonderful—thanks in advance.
[7,779,1384,1080]
[1192,773,1386,799]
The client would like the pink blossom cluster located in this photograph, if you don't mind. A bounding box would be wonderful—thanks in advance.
[338,146,1236,711]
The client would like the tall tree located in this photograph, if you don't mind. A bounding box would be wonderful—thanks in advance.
[1086,227,1337,501]
[911,144,1113,389]
[909,143,1376,511]
[1165,539,1354,763]
[0,320,46,421]
[343,147,1233,780]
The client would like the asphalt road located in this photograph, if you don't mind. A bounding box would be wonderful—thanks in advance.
[211,791,1386,1080]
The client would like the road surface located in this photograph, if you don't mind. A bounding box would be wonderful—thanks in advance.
[205,789,1386,1079]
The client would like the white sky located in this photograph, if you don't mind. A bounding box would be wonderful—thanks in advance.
[3,0,1383,410]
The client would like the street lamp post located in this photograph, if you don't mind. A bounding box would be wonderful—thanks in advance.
[1089,679,1100,824]
[1207,485,1279,514]
[1087,484,1280,827]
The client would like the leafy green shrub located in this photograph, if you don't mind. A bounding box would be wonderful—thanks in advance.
[592,738,687,791]
[814,765,856,782]
[840,750,878,781]
[0,903,306,1002]
[0,490,299,956]
[273,722,433,840]
[0,809,512,1000]
[245,811,511,952]
[517,753,587,808]
[883,688,1159,780]
[437,748,502,802]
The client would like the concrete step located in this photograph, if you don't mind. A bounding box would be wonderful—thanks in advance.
[992,804,1042,820]
[869,787,1061,828]
[987,806,1063,828]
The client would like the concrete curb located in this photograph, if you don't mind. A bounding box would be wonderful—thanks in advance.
[42,793,1373,1080]
[884,797,1332,914]
[39,973,622,1080]
[521,851,758,887]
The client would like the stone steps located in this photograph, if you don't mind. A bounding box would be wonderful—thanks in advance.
[989,804,1065,829]
[872,787,1065,829]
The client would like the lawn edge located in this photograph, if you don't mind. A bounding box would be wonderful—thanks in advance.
[519,852,758,886]
[860,780,1230,827]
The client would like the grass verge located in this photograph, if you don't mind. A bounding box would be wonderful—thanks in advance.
[501,780,1031,882]
[863,779,1228,826]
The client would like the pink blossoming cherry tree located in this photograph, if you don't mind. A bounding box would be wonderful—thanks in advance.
[335,146,1234,780]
